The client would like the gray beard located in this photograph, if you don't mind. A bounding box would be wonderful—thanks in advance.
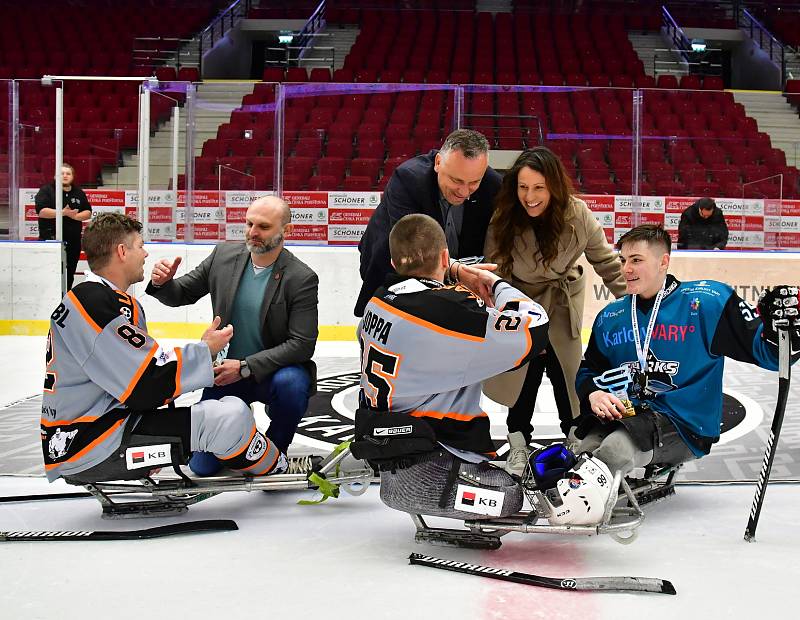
[247,232,283,255]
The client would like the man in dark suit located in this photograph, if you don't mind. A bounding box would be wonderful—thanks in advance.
[355,129,502,316]
[146,196,318,475]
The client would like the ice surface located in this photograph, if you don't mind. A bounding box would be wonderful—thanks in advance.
[1,336,798,619]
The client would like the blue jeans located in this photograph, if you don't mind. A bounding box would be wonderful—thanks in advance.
[189,364,312,476]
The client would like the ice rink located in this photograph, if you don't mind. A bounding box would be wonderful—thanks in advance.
[2,336,799,620]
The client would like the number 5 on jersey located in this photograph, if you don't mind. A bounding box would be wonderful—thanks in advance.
[363,343,401,411]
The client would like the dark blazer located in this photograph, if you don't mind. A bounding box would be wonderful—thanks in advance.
[355,149,502,316]
[146,244,318,390]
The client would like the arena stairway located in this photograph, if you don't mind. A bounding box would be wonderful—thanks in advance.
[101,82,257,190]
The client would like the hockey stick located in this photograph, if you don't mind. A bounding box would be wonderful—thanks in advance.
[745,326,791,542]
[0,491,94,503]
[0,519,238,542]
[0,489,136,503]
[408,553,676,595]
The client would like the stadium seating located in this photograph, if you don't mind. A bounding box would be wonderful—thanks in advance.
[2,0,219,187]
[6,1,799,200]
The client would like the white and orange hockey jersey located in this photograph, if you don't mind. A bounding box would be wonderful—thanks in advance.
[358,276,549,455]
[41,275,213,481]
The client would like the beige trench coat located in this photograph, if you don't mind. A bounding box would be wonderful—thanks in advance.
[482,197,627,420]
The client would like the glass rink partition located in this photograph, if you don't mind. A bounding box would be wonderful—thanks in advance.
[5,78,800,250]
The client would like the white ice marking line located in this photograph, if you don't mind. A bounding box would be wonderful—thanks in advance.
[718,388,764,445]
[0,395,40,411]
[331,385,358,422]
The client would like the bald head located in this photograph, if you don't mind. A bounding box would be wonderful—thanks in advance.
[245,196,292,259]
[248,196,291,226]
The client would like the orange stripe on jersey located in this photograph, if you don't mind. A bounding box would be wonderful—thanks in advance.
[132,299,140,325]
[241,445,280,475]
[410,410,489,422]
[67,290,102,334]
[44,417,126,471]
[228,425,258,460]
[371,297,485,343]
[172,348,183,399]
[119,342,159,403]
[40,415,100,427]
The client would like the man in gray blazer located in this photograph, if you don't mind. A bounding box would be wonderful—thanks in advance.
[146,196,319,475]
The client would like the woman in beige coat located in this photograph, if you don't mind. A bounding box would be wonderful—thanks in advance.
[483,147,626,446]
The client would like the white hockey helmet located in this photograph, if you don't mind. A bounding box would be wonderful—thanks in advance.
[542,454,614,526]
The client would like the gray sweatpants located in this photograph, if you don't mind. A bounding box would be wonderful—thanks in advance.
[576,427,654,476]
[190,396,282,475]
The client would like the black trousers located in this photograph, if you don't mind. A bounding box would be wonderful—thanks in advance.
[506,344,574,443]
[40,233,82,290]
[64,236,82,290]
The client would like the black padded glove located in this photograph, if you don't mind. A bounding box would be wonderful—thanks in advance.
[758,285,800,352]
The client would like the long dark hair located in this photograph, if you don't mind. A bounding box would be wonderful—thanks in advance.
[488,146,575,276]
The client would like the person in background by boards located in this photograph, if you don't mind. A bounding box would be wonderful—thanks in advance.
[482,147,626,476]
[35,163,93,290]
[677,197,728,250]
[355,129,502,317]
[146,196,318,476]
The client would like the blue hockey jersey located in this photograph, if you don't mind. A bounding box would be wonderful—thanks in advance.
[577,275,780,457]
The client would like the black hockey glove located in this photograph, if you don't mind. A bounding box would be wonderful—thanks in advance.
[757,285,800,353]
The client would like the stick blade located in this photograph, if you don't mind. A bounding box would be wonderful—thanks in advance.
[132,519,239,539]
[661,580,677,595]
[0,519,239,542]
[409,553,676,595]
[575,576,676,595]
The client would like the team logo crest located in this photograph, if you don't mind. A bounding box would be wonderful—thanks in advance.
[623,350,679,398]
[245,434,268,461]
[47,427,78,460]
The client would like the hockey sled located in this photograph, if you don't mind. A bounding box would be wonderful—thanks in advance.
[624,463,682,507]
[72,444,375,519]
[409,469,646,550]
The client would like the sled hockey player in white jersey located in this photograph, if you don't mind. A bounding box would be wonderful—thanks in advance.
[40,213,288,485]
[352,214,642,548]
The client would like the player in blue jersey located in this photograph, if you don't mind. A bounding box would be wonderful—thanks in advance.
[573,224,800,475]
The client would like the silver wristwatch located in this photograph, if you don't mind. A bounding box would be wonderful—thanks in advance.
[239,360,251,379]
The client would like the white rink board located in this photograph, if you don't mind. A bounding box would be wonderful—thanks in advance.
[2,242,800,331]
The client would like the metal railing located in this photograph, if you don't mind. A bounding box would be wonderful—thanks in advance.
[461,113,544,149]
[133,37,197,72]
[265,35,335,71]
[738,8,787,86]
[661,6,694,66]
[653,49,723,77]
[264,2,334,71]
[658,6,724,79]
[197,0,254,75]
[295,0,327,60]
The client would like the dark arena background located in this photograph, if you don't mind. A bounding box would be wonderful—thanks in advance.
[2,2,800,619]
